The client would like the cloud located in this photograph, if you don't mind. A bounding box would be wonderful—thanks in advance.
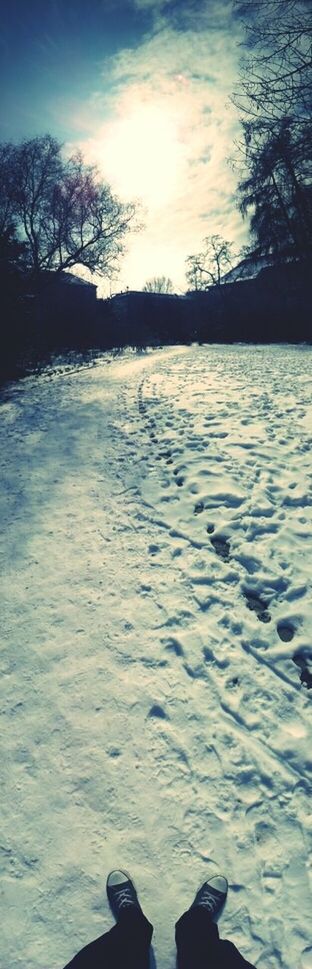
[77,0,247,293]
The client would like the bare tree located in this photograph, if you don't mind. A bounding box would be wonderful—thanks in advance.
[185,235,235,290]
[238,117,312,257]
[232,1,312,259]
[0,134,138,279]
[0,143,20,236]
[143,275,174,293]
[233,0,312,126]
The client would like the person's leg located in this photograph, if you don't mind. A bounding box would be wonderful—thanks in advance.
[175,874,256,969]
[62,869,153,969]
[63,908,153,969]
[176,905,218,969]
[176,906,255,969]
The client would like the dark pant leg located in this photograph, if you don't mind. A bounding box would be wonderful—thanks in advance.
[63,909,153,969]
[175,907,256,969]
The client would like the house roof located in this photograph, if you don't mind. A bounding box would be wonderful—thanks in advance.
[222,254,275,283]
[60,271,97,289]
[38,269,97,289]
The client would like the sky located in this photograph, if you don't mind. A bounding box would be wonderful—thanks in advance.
[0,0,248,294]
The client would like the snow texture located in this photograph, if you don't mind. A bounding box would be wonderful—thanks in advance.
[1,344,312,969]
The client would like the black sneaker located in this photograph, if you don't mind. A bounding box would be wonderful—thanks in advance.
[106,870,142,920]
[191,874,228,919]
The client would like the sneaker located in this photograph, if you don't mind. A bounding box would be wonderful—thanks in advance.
[106,870,142,920]
[191,874,228,919]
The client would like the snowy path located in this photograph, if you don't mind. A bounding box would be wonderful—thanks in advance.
[1,344,312,969]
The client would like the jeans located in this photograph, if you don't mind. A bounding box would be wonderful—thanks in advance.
[63,905,256,969]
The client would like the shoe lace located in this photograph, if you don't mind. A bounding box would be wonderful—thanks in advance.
[115,886,135,909]
[198,890,218,912]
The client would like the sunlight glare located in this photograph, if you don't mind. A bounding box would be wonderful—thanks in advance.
[96,103,185,209]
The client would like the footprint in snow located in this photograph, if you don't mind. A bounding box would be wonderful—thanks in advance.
[301,947,312,969]
[194,500,205,515]
[148,704,169,719]
[293,649,312,689]
[277,621,295,643]
[226,676,240,689]
[210,535,231,562]
[243,589,271,623]
[148,544,160,556]
[163,637,184,657]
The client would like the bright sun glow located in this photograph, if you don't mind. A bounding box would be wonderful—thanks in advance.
[94,104,186,209]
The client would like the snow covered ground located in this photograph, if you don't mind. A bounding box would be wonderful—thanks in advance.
[1,343,312,969]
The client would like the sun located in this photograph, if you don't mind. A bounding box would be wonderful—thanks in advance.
[93,103,185,209]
